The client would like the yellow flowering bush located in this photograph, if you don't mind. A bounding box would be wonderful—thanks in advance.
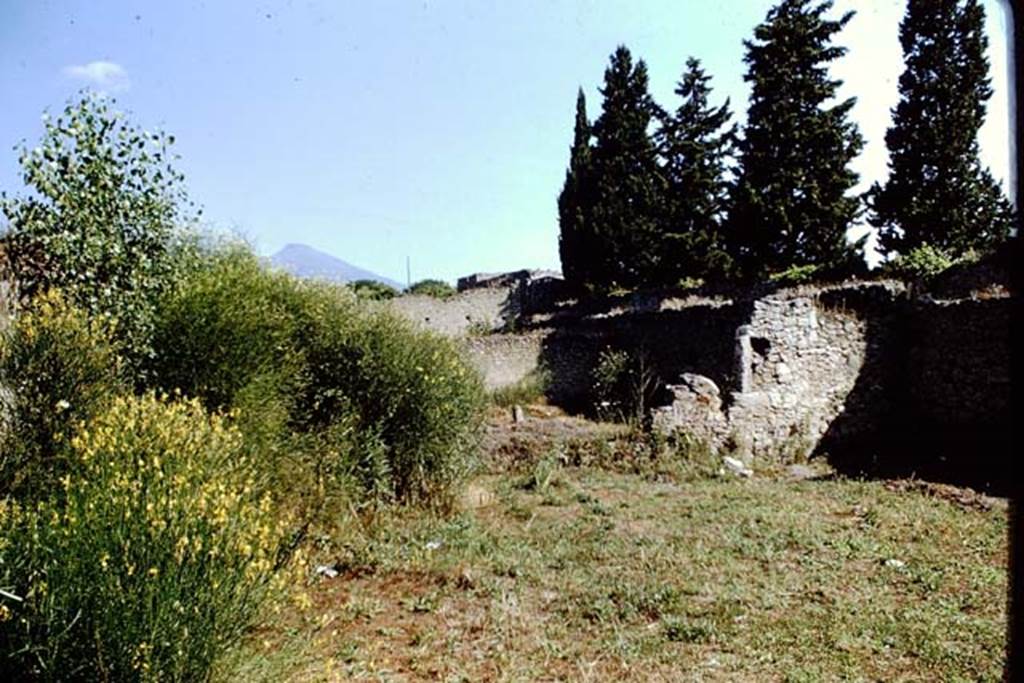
[0,394,293,681]
[0,290,124,500]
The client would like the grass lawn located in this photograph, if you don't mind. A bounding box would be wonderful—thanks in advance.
[232,415,1008,682]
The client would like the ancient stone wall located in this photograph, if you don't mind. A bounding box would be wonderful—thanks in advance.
[388,287,514,336]
[908,298,1010,427]
[898,297,1012,487]
[463,332,545,390]
[535,305,749,410]
[393,272,1012,486]
[720,284,906,461]
[462,301,747,409]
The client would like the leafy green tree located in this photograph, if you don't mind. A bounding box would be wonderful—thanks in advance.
[406,278,456,298]
[588,46,667,290]
[867,0,1014,257]
[1,92,199,373]
[350,279,398,301]
[557,88,594,289]
[726,0,864,279]
[656,57,736,284]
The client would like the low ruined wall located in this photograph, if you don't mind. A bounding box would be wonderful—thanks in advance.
[463,332,545,390]
[464,302,748,409]
[396,274,1012,484]
[724,284,905,460]
[538,305,748,409]
[432,281,907,462]
[389,287,514,336]
[899,297,1012,487]
[648,283,906,461]
[908,297,1010,427]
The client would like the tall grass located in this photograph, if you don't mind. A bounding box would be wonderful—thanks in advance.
[490,369,549,408]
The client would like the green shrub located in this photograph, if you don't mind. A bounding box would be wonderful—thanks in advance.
[768,263,821,286]
[884,243,954,283]
[148,248,486,508]
[406,278,456,299]
[0,290,125,499]
[350,279,398,301]
[0,394,294,682]
[293,291,486,506]
[146,246,305,414]
[675,276,705,290]
[145,247,322,512]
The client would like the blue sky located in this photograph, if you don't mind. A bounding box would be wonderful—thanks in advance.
[0,1,1015,283]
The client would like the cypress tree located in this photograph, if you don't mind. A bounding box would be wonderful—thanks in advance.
[589,45,666,289]
[868,0,1014,258]
[727,0,864,279]
[656,57,736,284]
[557,89,594,288]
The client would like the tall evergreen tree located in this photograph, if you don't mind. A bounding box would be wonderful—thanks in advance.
[557,89,594,288]
[868,0,1014,257]
[726,0,864,278]
[656,57,736,283]
[588,45,666,289]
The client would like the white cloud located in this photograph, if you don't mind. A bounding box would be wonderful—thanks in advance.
[63,60,130,91]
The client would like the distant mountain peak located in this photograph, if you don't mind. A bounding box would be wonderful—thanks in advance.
[270,243,402,289]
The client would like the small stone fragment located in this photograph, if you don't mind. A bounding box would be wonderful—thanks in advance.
[786,463,816,480]
[315,564,339,579]
[722,456,753,477]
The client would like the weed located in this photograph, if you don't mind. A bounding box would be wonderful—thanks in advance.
[883,243,954,283]
[465,319,494,336]
[516,449,561,493]
[769,264,821,285]
[490,368,550,408]
[662,616,716,643]
[590,346,663,426]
